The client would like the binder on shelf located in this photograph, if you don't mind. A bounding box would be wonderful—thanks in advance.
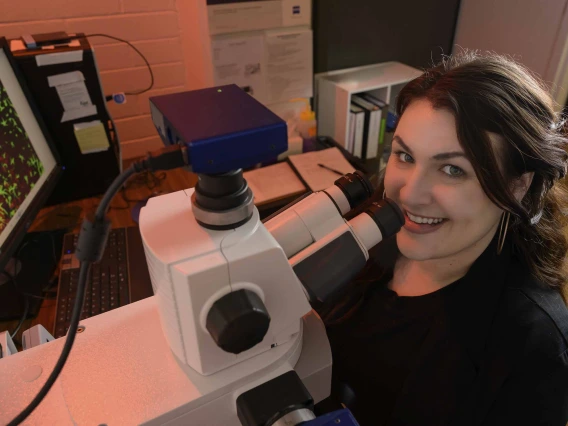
[349,103,364,155]
[314,62,421,156]
[351,94,381,160]
[360,93,389,161]
[347,107,355,153]
[360,93,387,142]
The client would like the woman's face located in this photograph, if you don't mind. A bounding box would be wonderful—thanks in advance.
[384,99,503,261]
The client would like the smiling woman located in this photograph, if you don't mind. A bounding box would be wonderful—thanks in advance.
[384,100,507,285]
[316,51,568,426]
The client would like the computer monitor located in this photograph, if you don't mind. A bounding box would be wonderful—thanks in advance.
[0,37,60,282]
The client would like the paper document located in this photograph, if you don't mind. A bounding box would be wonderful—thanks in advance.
[47,71,84,87]
[36,50,83,67]
[265,28,313,103]
[288,148,355,192]
[212,35,267,103]
[63,105,97,123]
[48,71,97,123]
[243,162,306,205]
[73,121,109,154]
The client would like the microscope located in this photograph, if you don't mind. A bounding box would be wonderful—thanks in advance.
[0,85,403,425]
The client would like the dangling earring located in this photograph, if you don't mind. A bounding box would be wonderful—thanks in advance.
[497,211,510,255]
[383,189,386,199]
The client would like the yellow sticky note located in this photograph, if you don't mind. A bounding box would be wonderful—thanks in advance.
[73,121,109,154]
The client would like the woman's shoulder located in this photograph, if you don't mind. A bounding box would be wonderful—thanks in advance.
[497,258,568,360]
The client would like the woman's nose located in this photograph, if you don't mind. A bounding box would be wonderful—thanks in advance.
[399,169,433,207]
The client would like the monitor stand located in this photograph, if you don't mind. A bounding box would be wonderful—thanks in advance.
[0,229,65,321]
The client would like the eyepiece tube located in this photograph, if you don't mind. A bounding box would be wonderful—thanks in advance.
[365,199,405,240]
[348,198,404,250]
[291,197,404,303]
[326,170,374,215]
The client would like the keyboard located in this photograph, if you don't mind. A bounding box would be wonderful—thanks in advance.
[54,228,131,338]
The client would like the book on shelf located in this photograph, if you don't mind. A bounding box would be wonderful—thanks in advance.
[360,92,389,158]
[349,103,365,157]
[351,94,381,160]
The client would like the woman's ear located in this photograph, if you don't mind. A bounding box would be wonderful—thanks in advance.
[512,171,534,201]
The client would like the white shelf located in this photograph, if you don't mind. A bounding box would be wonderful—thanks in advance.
[315,62,422,151]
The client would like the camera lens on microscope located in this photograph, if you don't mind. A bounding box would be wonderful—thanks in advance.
[194,169,251,211]
[332,170,374,209]
[191,169,256,230]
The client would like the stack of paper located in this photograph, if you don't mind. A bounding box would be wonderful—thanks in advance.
[243,162,306,205]
[288,147,355,192]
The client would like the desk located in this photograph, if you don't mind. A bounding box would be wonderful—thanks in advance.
[0,165,198,347]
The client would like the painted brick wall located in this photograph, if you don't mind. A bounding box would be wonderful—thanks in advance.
[0,0,209,159]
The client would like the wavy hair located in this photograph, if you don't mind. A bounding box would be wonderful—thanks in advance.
[322,51,568,323]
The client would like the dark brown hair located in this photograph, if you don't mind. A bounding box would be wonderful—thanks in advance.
[323,51,568,323]
[396,51,568,293]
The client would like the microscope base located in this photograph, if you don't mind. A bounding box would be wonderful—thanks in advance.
[0,296,332,425]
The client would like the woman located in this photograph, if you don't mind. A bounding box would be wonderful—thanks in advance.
[317,51,568,426]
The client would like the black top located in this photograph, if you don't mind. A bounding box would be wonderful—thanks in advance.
[315,234,568,425]
[327,274,463,425]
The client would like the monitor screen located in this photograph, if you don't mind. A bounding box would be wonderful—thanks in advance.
[0,47,57,250]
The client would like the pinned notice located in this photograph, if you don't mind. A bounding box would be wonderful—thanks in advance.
[47,71,97,123]
[73,120,109,154]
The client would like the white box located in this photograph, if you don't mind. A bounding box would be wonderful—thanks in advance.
[207,0,311,35]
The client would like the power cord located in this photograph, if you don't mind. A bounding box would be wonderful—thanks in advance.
[1,270,55,301]
[1,232,59,300]
[9,294,29,340]
[68,33,154,97]
[7,144,187,426]
[98,170,166,211]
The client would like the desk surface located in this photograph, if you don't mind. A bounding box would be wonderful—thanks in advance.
[0,165,198,346]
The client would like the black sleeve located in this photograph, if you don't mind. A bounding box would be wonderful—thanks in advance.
[481,348,568,426]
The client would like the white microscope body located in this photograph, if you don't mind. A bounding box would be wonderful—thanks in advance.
[139,188,312,377]
[0,85,404,425]
[0,179,402,425]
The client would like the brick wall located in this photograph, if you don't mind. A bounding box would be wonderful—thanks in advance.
[0,0,212,159]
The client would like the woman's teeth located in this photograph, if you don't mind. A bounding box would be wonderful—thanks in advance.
[407,213,444,225]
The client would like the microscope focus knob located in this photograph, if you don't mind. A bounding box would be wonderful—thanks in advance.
[206,289,271,354]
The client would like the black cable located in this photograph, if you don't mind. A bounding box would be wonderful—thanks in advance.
[120,170,166,204]
[2,270,54,301]
[71,33,154,96]
[2,232,59,300]
[6,261,90,426]
[10,295,29,340]
[104,170,167,211]
[6,169,132,425]
[8,146,187,426]
[96,166,138,221]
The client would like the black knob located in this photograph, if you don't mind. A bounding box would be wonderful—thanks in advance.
[206,289,271,354]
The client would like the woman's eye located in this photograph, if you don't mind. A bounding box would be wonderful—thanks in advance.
[441,164,465,178]
[397,152,414,163]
